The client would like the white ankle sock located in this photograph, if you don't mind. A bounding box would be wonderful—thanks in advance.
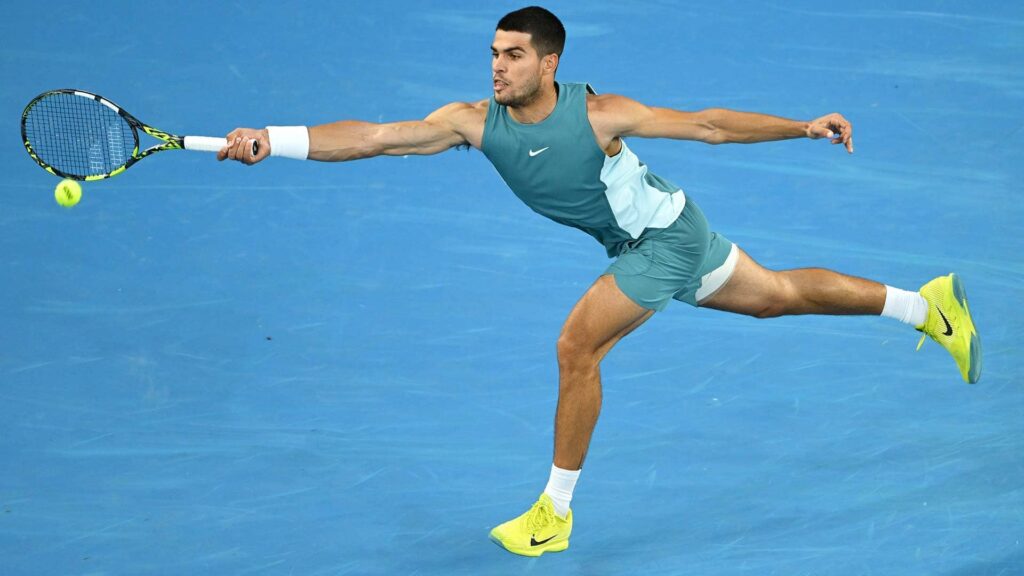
[543,464,580,519]
[882,285,928,327]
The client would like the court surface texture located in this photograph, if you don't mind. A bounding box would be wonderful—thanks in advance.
[1,2,1021,575]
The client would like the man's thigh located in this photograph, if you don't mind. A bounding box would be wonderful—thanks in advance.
[561,275,654,361]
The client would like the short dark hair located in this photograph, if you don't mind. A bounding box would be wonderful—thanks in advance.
[496,6,566,58]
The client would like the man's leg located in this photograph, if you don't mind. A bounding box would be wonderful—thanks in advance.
[553,274,654,470]
[700,247,981,383]
[700,247,887,317]
[490,274,653,556]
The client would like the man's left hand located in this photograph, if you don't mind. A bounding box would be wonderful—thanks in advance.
[807,113,854,154]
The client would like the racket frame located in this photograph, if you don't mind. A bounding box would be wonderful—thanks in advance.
[21,89,235,181]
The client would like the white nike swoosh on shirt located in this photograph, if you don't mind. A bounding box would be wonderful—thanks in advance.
[528,147,550,157]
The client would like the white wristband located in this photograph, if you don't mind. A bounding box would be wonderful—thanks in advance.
[266,125,309,160]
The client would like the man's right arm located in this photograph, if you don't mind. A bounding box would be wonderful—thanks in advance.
[218,100,487,164]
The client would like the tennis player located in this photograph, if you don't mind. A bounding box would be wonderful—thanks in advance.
[218,6,981,557]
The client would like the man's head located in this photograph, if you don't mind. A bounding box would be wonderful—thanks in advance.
[491,6,565,107]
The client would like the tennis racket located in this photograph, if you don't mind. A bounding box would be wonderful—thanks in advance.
[21,88,257,181]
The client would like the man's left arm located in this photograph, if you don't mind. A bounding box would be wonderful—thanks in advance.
[591,94,854,154]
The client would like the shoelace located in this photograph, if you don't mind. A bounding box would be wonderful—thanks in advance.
[526,500,555,534]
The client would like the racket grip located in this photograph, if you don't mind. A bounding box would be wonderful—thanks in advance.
[184,136,259,156]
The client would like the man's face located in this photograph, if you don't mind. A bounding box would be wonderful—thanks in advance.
[491,29,546,107]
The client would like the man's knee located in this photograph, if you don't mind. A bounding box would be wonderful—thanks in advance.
[751,299,786,319]
[556,331,599,372]
[749,272,797,319]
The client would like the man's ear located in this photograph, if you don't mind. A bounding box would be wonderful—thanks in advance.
[543,53,559,75]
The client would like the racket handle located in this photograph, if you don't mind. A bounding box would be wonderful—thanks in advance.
[184,136,260,156]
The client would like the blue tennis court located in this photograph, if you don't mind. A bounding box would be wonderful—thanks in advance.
[1,2,1021,574]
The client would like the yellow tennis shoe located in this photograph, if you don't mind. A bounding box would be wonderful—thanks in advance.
[489,494,572,556]
[916,273,982,383]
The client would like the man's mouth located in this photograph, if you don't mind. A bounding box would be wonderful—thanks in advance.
[493,79,508,90]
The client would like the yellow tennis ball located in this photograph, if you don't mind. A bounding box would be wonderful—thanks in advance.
[55,179,82,207]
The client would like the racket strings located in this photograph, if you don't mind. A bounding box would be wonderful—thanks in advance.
[24,92,136,178]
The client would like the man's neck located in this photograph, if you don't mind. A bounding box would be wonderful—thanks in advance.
[508,82,559,124]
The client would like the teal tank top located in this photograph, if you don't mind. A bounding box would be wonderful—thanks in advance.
[481,82,686,256]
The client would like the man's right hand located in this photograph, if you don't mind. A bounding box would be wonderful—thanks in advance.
[217,128,271,164]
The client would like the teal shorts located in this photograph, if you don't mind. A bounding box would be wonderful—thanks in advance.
[606,198,738,311]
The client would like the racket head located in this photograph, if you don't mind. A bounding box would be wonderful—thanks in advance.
[21,89,145,181]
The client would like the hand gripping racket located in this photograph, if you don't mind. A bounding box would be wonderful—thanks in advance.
[21,89,257,181]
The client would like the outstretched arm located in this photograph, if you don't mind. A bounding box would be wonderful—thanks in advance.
[218,100,486,164]
[588,94,854,153]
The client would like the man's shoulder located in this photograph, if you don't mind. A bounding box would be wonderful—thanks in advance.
[585,93,654,145]
[441,98,490,114]
[424,99,490,149]
[586,93,632,113]
[432,99,489,124]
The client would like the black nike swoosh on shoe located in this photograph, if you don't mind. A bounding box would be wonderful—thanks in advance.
[938,308,953,336]
[531,534,557,546]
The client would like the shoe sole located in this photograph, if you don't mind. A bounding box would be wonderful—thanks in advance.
[489,534,569,557]
[951,274,982,384]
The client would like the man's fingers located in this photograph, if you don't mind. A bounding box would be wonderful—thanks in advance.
[233,137,259,164]
[809,125,834,139]
[225,137,239,161]
[808,114,853,153]
[838,122,853,153]
[234,137,251,163]
[218,132,236,161]
[217,128,266,164]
